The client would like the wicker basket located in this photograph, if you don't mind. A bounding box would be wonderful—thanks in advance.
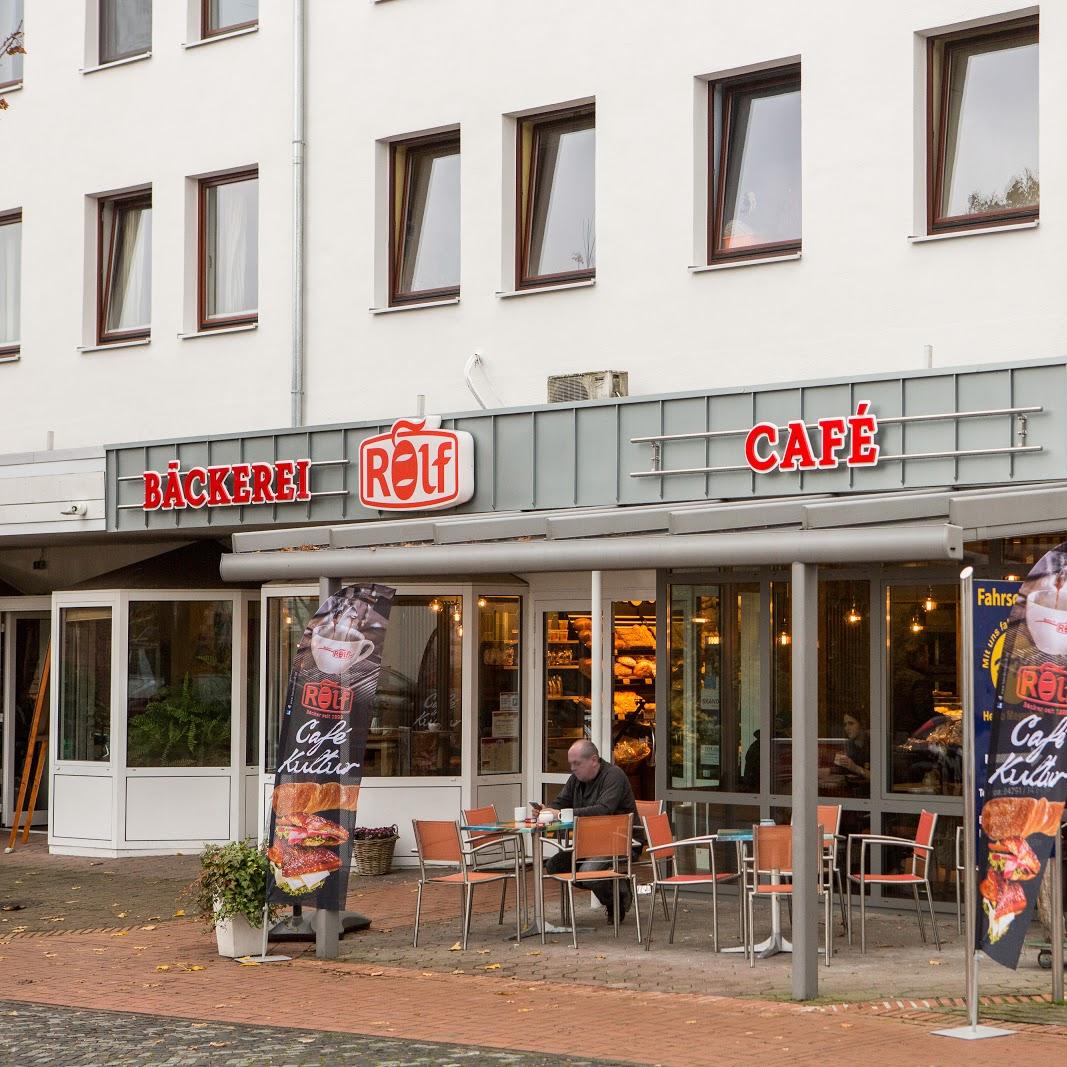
[351,835,398,876]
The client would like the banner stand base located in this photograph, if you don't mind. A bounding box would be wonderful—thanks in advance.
[933,1024,1016,1040]
[234,954,293,965]
[269,910,371,942]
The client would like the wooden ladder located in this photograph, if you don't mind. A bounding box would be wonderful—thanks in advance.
[6,642,50,853]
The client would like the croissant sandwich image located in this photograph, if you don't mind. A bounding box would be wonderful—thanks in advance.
[267,841,342,895]
[981,796,1062,841]
[272,781,360,816]
[275,812,349,848]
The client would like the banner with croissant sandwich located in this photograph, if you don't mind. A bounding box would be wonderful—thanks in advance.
[266,584,395,909]
[979,545,1067,968]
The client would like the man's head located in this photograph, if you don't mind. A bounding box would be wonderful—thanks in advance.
[567,739,601,782]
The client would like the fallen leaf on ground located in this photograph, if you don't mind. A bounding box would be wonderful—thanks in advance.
[116,912,127,919]
[369,970,384,977]
[173,910,185,917]
[484,963,502,971]
[110,930,129,937]
[518,1007,533,1012]
[449,942,462,951]
[594,954,605,959]
[213,1004,229,1009]
[421,972,434,977]
[477,949,491,955]
[155,965,170,972]
[69,886,80,890]
[207,1043,230,1049]
[928,959,942,966]
[141,925,157,931]
[527,950,541,956]
[450,969,464,975]
[92,949,105,955]
[43,953,56,959]
[147,916,161,921]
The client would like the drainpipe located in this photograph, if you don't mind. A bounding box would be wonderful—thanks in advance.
[290,0,306,426]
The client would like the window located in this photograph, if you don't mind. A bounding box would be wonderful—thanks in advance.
[99,0,151,65]
[264,595,314,773]
[517,107,595,288]
[390,134,460,305]
[199,169,258,330]
[0,0,23,87]
[929,18,1038,232]
[203,0,257,36]
[126,600,233,768]
[98,191,151,344]
[0,210,20,356]
[709,67,801,261]
[477,596,521,775]
[245,598,260,767]
[59,607,112,762]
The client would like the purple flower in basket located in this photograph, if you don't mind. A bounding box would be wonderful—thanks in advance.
[352,824,399,841]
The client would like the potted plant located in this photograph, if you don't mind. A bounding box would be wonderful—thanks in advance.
[188,839,279,957]
[351,824,399,876]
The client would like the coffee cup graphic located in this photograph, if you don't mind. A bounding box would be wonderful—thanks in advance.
[310,628,375,675]
[1025,588,1067,655]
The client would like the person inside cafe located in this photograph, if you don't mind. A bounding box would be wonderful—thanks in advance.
[833,711,871,786]
[535,739,639,924]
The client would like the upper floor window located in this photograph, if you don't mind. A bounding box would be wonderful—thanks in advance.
[709,66,801,262]
[390,133,460,305]
[199,169,258,330]
[0,210,19,356]
[929,17,1038,233]
[99,191,151,344]
[517,107,595,288]
[100,0,151,65]
[0,0,24,88]
[203,0,257,37]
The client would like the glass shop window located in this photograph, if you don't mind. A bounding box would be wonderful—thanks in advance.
[126,600,233,767]
[59,607,112,762]
[611,600,656,801]
[477,596,521,775]
[543,609,592,774]
[245,599,260,767]
[887,584,961,797]
[367,596,463,777]
[265,595,315,773]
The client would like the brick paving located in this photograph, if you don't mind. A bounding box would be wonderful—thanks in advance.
[2,838,1067,1065]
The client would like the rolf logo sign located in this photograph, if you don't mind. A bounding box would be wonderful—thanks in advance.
[743,402,880,474]
[358,417,474,511]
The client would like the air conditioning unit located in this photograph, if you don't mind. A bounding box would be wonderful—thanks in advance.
[547,370,629,404]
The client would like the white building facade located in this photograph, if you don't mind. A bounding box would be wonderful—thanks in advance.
[0,2,1063,917]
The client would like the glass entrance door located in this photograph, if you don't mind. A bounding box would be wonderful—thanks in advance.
[539,608,593,802]
[2,613,50,828]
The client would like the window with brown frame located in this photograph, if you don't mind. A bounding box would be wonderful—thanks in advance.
[99,0,151,65]
[98,191,151,345]
[928,18,1038,233]
[198,170,258,331]
[516,107,595,289]
[708,67,801,263]
[202,0,257,38]
[0,209,19,356]
[390,134,460,305]
[0,0,24,89]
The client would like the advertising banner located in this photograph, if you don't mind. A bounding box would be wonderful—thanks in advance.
[978,551,1067,968]
[266,584,395,909]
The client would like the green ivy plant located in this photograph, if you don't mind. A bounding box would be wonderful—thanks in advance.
[187,840,278,930]
[127,674,231,767]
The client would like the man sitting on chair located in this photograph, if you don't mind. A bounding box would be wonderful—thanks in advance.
[536,740,639,924]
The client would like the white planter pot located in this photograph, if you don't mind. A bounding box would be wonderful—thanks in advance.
[214,910,264,958]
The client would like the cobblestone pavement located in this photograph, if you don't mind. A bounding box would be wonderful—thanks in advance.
[0,1001,625,1066]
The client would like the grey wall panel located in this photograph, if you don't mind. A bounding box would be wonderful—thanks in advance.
[707,391,754,499]
[901,374,957,487]
[797,383,852,496]
[956,369,1012,485]
[533,408,577,510]
[851,377,904,493]
[493,413,535,511]
[1013,363,1066,481]
[618,402,666,505]
[451,416,496,514]
[575,405,619,507]
[660,395,710,502]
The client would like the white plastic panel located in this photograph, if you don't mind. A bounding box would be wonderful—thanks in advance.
[51,774,113,841]
[125,775,231,842]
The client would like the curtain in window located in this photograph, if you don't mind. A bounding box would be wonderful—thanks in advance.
[0,0,24,84]
[206,177,258,319]
[0,218,20,347]
[100,0,151,64]
[102,200,151,335]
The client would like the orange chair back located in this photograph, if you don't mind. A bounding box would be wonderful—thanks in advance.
[463,805,502,844]
[636,799,665,820]
[643,812,674,860]
[816,803,841,837]
[914,810,938,874]
[414,819,463,863]
[753,824,792,873]
[573,814,632,862]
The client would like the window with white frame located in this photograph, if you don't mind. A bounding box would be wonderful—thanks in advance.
[99,0,151,65]
[0,210,20,356]
[198,169,258,330]
[98,190,151,344]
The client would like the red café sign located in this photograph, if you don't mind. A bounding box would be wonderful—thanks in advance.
[743,401,880,474]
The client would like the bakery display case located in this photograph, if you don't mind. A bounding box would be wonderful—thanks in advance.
[542,610,592,774]
[611,601,657,800]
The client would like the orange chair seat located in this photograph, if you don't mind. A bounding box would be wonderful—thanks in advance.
[851,872,925,884]
[659,873,736,886]
[753,883,793,895]
[547,870,629,883]
[430,870,509,885]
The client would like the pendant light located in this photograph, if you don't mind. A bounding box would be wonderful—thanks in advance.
[845,603,862,625]
[909,612,925,634]
[922,588,938,613]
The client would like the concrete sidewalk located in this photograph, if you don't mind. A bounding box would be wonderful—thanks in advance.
[1,839,1064,1066]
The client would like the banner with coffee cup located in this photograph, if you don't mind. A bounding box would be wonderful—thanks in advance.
[978,550,1067,968]
[266,584,396,909]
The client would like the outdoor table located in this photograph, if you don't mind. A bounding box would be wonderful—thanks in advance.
[461,819,574,942]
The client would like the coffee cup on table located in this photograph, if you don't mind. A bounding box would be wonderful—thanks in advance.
[513,806,526,823]
[537,809,554,825]
[560,808,574,823]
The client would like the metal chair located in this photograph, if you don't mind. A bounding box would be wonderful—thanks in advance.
[634,799,669,919]
[462,803,525,925]
[816,803,847,928]
[746,823,832,966]
[846,810,940,954]
[543,813,641,948]
[642,813,739,951]
[412,819,521,949]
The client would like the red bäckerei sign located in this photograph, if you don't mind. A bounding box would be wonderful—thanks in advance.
[743,402,880,474]
[143,459,312,511]
[358,417,474,511]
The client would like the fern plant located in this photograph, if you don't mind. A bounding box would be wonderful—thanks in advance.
[127,674,231,767]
